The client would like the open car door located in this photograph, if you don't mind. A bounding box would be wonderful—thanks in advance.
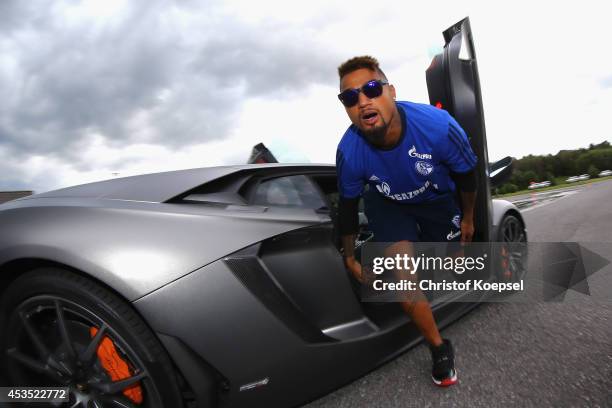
[426,17,493,242]
[237,17,506,341]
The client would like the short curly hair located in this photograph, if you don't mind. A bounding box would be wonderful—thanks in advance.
[337,55,388,81]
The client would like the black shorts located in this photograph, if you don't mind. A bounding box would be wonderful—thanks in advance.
[363,189,463,243]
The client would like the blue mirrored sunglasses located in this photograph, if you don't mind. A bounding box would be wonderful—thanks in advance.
[338,79,389,107]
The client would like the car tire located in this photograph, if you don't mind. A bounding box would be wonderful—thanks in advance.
[0,267,185,408]
[497,214,526,243]
[496,214,527,283]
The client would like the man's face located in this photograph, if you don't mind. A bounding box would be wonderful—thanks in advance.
[339,68,397,145]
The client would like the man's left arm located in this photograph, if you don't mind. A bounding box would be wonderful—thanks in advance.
[460,191,476,243]
[441,115,479,244]
[451,169,477,243]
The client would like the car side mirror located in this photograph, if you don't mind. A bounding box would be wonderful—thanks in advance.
[489,156,514,187]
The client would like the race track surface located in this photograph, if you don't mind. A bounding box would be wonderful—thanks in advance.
[304,180,612,408]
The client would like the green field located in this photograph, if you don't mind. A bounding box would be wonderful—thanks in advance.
[492,175,612,199]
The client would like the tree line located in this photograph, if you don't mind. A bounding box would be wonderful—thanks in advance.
[495,140,612,194]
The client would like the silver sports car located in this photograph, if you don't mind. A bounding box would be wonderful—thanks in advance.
[0,18,526,408]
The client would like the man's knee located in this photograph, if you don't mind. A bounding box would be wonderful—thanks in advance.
[400,298,429,314]
[385,240,414,257]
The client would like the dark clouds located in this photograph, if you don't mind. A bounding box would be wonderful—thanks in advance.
[0,0,338,184]
[194,22,334,96]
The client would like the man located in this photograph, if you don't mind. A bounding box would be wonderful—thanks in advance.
[335,56,478,387]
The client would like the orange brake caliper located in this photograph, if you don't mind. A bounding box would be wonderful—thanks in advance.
[89,327,143,404]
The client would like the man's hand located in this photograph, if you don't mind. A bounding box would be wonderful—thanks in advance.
[345,257,366,283]
[460,217,475,245]
[458,190,477,246]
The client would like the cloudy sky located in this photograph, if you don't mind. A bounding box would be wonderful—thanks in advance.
[1,0,610,193]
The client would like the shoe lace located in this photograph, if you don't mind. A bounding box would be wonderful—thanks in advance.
[432,348,453,373]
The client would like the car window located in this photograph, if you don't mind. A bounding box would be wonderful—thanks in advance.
[252,175,326,209]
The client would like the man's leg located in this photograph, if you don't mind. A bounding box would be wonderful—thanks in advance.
[413,196,462,386]
[385,240,443,347]
[364,191,457,386]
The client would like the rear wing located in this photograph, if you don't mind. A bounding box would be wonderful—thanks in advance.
[248,143,279,164]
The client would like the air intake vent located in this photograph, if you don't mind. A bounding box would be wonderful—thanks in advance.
[224,256,333,343]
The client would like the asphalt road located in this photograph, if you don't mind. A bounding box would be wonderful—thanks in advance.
[304,180,612,408]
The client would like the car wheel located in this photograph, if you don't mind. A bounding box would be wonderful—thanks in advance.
[0,267,185,408]
[497,214,527,283]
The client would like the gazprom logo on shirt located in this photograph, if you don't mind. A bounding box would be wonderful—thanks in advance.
[376,180,431,201]
[447,230,461,241]
[408,145,432,160]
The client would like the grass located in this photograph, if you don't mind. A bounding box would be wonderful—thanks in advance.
[492,175,612,199]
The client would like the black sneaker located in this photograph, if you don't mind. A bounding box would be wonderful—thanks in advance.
[429,339,458,387]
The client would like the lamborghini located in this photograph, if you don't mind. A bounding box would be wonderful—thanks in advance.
[0,18,526,408]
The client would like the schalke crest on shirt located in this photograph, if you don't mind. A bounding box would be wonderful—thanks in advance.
[452,214,461,229]
[415,160,434,176]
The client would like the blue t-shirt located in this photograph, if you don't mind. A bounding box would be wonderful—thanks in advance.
[336,101,477,203]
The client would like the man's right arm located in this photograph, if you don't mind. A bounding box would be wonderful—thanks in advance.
[336,146,365,280]
[338,196,363,281]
